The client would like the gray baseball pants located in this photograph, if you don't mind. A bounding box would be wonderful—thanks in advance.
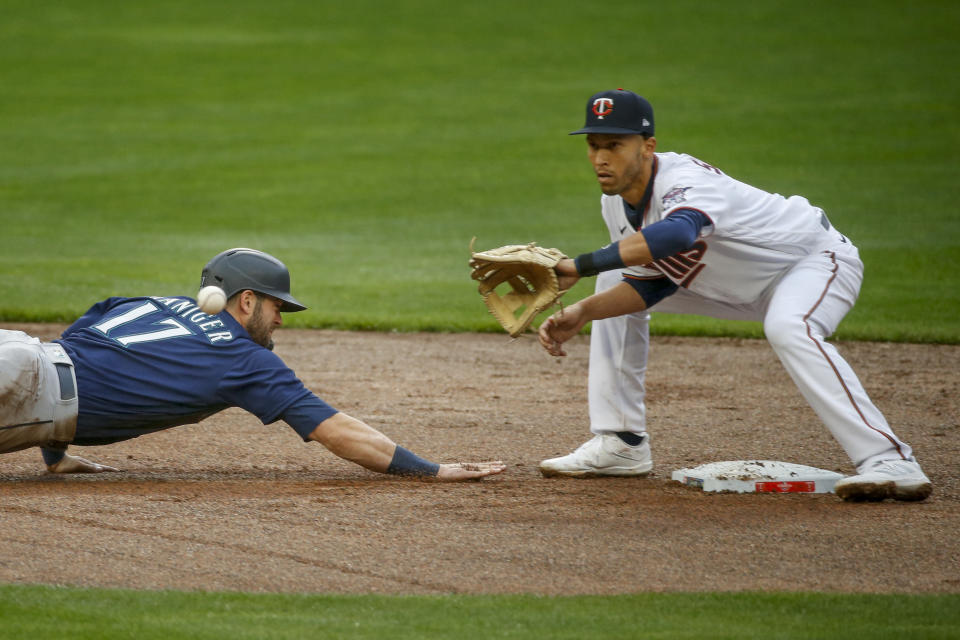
[0,329,78,454]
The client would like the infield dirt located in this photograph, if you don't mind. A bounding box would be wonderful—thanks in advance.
[1,324,957,594]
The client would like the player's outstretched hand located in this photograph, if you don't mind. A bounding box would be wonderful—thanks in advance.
[47,454,120,474]
[437,461,506,481]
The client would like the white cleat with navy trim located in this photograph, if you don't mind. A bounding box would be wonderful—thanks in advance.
[539,433,653,478]
[834,458,932,502]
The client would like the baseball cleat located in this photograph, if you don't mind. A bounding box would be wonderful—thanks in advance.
[539,433,652,478]
[833,458,932,502]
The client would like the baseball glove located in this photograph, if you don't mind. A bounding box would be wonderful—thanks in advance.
[469,238,568,338]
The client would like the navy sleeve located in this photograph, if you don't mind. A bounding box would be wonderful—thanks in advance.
[217,349,318,426]
[642,208,710,260]
[622,275,679,308]
[281,397,339,441]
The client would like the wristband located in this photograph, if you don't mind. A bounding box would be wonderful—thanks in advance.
[387,446,440,477]
[41,447,67,467]
[574,242,625,277]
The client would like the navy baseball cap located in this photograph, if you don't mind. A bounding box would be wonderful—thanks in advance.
[570,89,654,136]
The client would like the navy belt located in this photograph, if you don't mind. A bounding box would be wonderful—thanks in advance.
[41,343,77,401]
[55,363,76,400]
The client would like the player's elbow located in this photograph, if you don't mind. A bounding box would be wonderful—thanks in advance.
[308,417,343,449]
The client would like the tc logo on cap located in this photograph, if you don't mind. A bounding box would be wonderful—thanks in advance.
[592,98,614,119]
[570,89,655,136]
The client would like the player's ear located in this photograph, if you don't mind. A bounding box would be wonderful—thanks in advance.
[643,135,657,155]
[237,290,258,314]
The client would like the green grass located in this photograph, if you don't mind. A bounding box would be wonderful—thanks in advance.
[0,0,958,341]
[1,585,958,639]
[1,2,958,630]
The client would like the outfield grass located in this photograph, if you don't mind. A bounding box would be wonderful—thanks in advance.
[1,585,958,640]
[1,0,958,341]
[1,1,958,635]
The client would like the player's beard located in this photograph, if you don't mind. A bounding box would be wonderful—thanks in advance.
[601,151,647,198]
[246,299,275,351]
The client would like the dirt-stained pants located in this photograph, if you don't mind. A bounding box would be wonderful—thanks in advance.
[0,330,78,454]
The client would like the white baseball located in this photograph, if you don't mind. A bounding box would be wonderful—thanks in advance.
[197,286,227,314]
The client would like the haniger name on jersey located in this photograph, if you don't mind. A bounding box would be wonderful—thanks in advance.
[152,296,234,343]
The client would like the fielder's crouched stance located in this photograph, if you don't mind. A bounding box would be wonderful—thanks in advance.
[533,90,931,502]
[0,248,504,482]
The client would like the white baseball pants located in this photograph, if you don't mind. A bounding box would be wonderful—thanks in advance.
[587,241,913,472]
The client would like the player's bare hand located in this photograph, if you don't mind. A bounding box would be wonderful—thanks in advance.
[437,461,506,481]
[538,305,586,357]
[555,258,580,292]
[47,454,120,474]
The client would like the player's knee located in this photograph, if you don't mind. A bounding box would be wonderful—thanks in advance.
[763,315,807,352]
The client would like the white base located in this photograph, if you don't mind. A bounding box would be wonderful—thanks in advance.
[671,460,844,494]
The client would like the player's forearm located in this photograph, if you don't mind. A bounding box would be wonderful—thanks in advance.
[574,211,707,276]
[309,413,440,477]
[571,233,654,277]
[579,282,648,321]
[309,413,397,472]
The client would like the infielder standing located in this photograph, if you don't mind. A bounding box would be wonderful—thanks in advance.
[537,89,931,502]
[0,248,504,481]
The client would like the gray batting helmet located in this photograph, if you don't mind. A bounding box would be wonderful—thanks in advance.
[200,248,307,312]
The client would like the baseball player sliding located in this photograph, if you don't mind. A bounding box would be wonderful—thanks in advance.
[536,89,930,502]
[0,248,504,482]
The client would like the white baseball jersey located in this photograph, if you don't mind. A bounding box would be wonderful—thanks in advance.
[601,152,843,304]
